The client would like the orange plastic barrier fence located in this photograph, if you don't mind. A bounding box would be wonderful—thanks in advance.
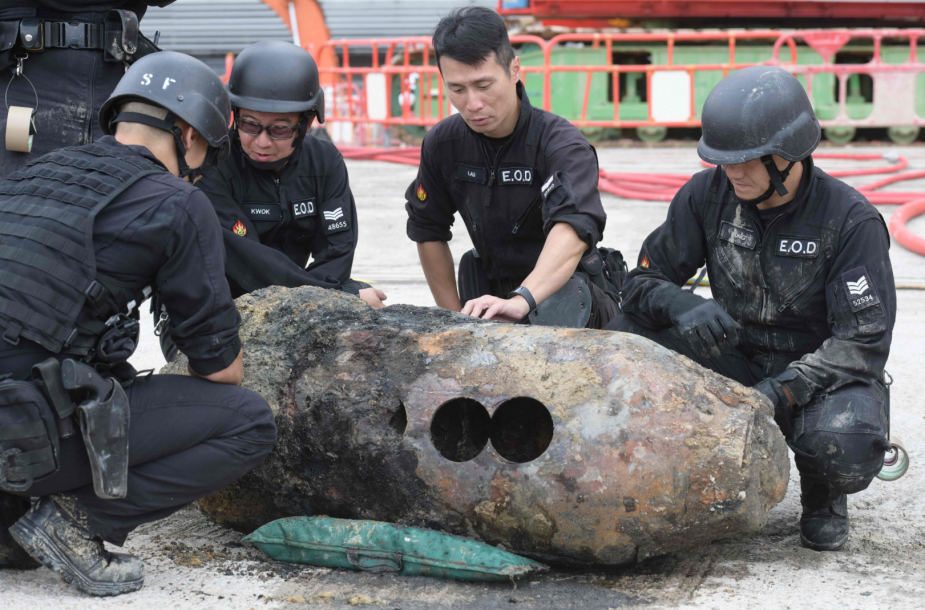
[313,29,925,141]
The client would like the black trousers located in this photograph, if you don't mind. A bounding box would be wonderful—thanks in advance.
[457,249,620,329]
[6,374,277,545]
[608,312,889,495]
[1,47,123,176]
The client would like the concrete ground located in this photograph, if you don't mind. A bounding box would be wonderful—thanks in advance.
[2,142,924,609]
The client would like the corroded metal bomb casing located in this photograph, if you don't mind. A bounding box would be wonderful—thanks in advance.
[186,286,789,566]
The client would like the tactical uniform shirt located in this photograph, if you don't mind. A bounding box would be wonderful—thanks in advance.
[199,135,364,298]
[621,158,896,395]
[405,83,606,284]
[0,136,241,378]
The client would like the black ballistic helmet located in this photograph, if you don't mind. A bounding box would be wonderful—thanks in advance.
[100,51,231,148]
[228,41,325,123]
[697,66,821,166]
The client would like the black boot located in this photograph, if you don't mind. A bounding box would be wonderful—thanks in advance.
[9,496,144,595]
[0,493,39,569]
[799,478,849,551]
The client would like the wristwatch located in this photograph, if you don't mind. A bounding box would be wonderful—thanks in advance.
[508,286,537,314]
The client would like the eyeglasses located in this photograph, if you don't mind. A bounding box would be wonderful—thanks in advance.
[237,117,299,140]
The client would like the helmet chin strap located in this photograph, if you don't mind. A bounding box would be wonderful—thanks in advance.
[170,126,198,180]
[285,114,312,159]
[111,109,202,180]
[296,112,313,141]
[762,155,795,196]
[734,155,796,206]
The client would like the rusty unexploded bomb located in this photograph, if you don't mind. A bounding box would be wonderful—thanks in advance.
[169,286,789,566]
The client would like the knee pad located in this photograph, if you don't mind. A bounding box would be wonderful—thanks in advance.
[791,383,889,494]
[793,431,885,494]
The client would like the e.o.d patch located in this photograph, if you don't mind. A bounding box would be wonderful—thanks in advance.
[842,266,881,312]
[498,167,534,186]
[245,204,281,222]
[322,206,350,235]
[292,199,316,220]
[775,235,820,258]
[718,220,757,250]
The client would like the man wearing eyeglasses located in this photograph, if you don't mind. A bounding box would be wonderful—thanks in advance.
[198,41,386,307]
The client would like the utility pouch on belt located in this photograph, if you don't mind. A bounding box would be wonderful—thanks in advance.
[0,377,60,493]
[103,9,138,62]
[104,9,159,63]
[60,359,130,500]
[17,18,42,52]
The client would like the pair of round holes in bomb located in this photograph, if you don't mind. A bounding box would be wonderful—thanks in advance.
[430,397,553,463]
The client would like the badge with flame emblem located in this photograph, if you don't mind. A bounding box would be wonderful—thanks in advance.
[416,183,427,202]
[232,219,247,237]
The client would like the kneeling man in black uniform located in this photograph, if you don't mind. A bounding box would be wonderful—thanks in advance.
[0,51,276,594]
[609,66,895,551]
[405,7,623,328]
[199,41,387,308]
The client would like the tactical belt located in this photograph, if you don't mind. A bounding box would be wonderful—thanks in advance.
[1,10,157,63]
[34,20,105,50]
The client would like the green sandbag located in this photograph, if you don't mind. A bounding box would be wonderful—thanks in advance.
[243,516,548,582]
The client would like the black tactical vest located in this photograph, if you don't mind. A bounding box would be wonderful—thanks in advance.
[0,141,162,356]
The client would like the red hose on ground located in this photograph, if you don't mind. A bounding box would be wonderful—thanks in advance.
[889,199,925,255]
[341,146,925,256]
[819,153,908,177]
[858,170,925,192]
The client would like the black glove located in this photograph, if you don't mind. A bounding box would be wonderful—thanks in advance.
[754,377,795,438]
[668,295,740,356]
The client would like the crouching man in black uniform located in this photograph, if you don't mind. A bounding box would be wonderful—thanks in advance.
[198,41,387,308]
[405,7,623,328]
[0,52,277,594]
[609,66,895,551]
